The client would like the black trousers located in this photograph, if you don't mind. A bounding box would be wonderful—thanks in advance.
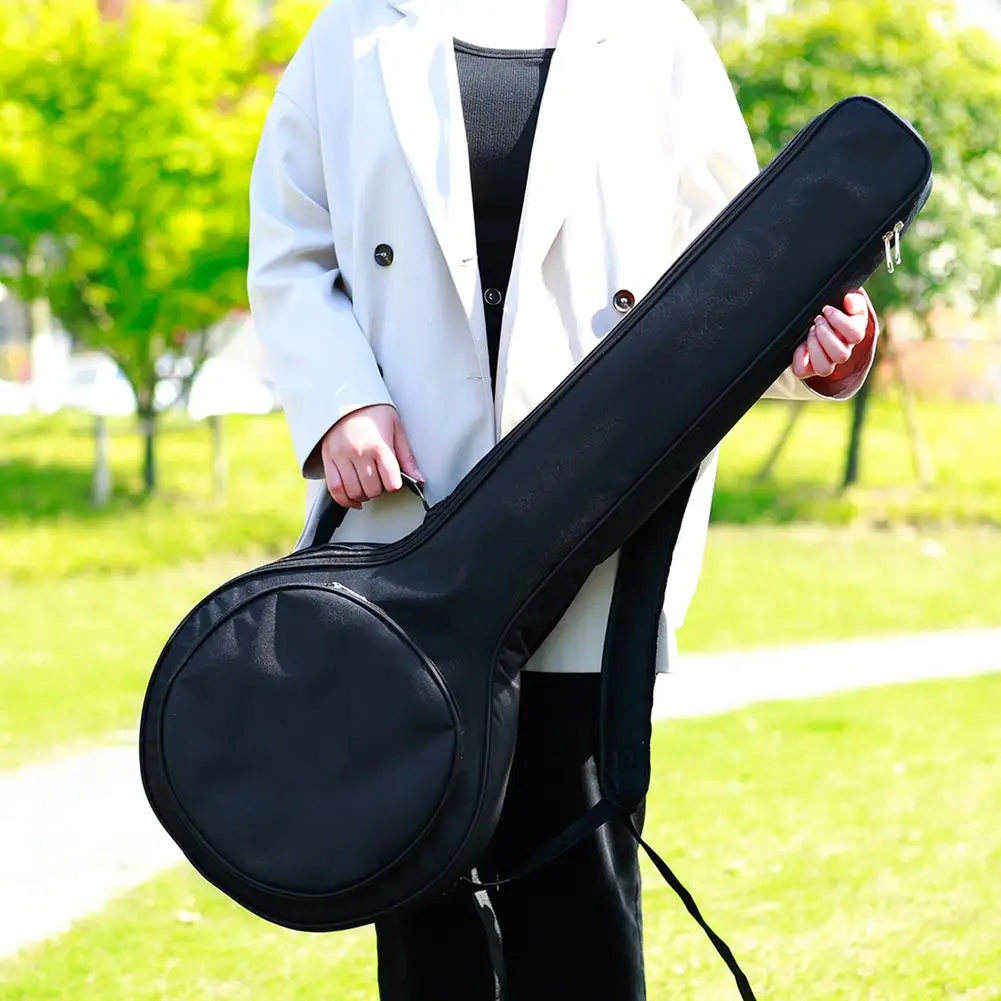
[375,672,647,1001]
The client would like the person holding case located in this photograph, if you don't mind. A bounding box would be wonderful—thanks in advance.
[248,0,879,997]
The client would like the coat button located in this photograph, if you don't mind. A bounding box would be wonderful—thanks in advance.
[613,289,635,313]
[483,287,503,307]
[374,244,394,267]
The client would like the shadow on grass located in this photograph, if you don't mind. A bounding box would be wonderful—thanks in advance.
[710,482,857,525]
[0,459,151,524]
[2,462,855,529]
[0,412,131,441]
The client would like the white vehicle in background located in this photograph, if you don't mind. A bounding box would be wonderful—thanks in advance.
[53,352,278,419]
[186,356,279,420]
[0,378,32,416]
[60,353,140,417]
[5,310,280,419]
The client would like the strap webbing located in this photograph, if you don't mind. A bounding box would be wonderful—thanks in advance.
[625,815,758,1001]
[469,867,506,1001]
[462,799,619,890]
[465,801,757,1001]
[307,473,428,548]
[464,471,759,999]
[599,471,698,811]
[600,472,758,998]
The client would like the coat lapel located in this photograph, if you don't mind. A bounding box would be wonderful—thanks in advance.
[377,0,608,362]
[509,0,607,280]
[377,1,483,338]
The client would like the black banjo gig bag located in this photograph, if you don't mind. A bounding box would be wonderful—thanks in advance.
[140,96,932,995]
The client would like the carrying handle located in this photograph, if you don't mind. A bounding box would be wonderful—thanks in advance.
[399,473,430,510]
[307,473,429,549]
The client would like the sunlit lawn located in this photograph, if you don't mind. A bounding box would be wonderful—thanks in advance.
[712,396,1001,526]
[2,673,998,1000]
[1,412,303,581]
[2,524,1000,771]
[1,401,999,997]
[1,397,999,582]
[2,401,1001,769]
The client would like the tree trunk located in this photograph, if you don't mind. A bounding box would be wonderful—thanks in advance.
[138,406,157,494]
[885,338,935,487]
[92,414,112,507]
[209,414,228,500]
[842,366,873,489]
[753,400,808,483]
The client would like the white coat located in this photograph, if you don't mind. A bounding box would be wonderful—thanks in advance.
[247,0,874,674]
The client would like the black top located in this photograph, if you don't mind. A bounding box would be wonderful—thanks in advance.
[453,39,555,387]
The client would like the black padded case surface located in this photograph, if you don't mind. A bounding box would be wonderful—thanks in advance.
[139,95,932,933]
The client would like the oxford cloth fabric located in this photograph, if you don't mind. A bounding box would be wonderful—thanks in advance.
[247,0,870,674]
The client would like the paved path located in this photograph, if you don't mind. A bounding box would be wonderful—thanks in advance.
[652,627,1001,720]
[1,627,998,962]
[0,737,181,959]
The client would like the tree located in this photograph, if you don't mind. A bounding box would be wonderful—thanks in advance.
[0,0,321,493]
[722,0,1001,485]
[686,0,753,43]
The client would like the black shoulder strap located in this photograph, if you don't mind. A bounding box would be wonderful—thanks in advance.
[598,470,697,811]
[600,470,758,1001]
[466,471,758,1001]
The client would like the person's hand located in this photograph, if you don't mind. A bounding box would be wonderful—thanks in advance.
[320,405,424,510]
[791,290,873,381]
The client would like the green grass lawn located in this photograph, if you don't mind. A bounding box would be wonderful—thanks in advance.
[712,397,1001,526]
[1,397,999,582]
[0,557,252,768]
[1,402,998,995]
[2,399,1000,769]
[1,412,303,581]
[3,526,1001,771]
[679,524,1001,651]
[3,673,998,1000]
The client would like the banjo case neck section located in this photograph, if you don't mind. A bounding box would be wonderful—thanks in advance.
[139,96,932,997]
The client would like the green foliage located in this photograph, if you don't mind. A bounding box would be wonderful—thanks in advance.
[256,0,327,69]
[685,0,752,42]
[0,0,318,486]
[0,1,245,391]
[723,0,1001,324]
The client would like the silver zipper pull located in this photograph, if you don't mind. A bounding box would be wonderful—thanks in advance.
[883,230,895,274]
[883,221,905,274]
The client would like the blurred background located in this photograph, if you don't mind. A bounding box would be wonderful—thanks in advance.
[1,0,999,998]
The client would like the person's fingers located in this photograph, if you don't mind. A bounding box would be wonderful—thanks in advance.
[823,304,868,345]
[792,340,814,379]
[324,462,358,510]
[374,442,403,493]
[336,461,366,507]
[318,406,426,510]
[813,315,853,364]
[807,328,836,377]
[843,290,868,316]
[353,456,384,500]
[392,418,425,484]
